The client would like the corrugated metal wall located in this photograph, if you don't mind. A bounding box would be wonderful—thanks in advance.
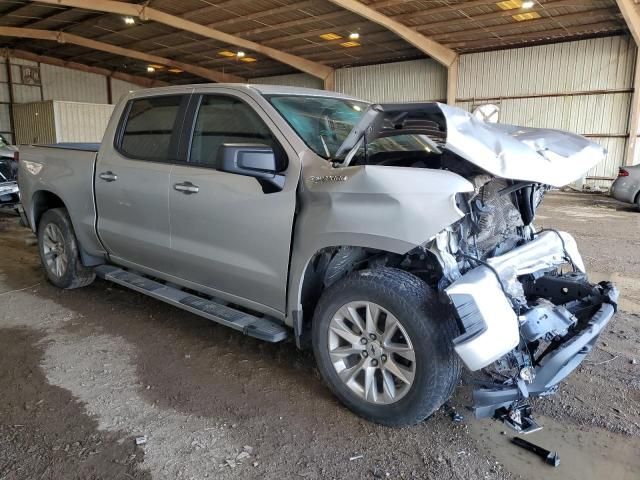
[10,58,42,104]
[334,59,447,102]
[252,72,323,89]
[111,78,144,104]
[40,63,109,103]
[53,101,115,142]
[457,36,636,189]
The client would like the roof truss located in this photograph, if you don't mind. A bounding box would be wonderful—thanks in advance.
[0,26,245,83]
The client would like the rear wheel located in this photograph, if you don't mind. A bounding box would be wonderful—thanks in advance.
[312,268,461,426]
[37,208,95,289]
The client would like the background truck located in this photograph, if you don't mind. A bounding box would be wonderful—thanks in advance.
[18,84,617,430]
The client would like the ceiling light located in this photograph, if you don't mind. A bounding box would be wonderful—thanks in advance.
[219,50,236,57]
[123,16,135,25]
[236,51,246,58]
[349,32,360,40]
[522,0,535,7]
[168,68,183,73]
[512,11,541,21]
[148,64,164,69]
[320,32,342,41]
[146,66,155,73]
[240,57,257,62]
[340,41,360,48]
[496,0,522,10]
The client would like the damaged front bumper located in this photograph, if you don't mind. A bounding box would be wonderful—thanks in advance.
[444,230,618,422]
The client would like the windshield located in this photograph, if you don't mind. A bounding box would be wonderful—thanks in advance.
[267,95,368,159]
[0,134,8,148]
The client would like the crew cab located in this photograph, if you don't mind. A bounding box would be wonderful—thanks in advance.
[18,84,617,430]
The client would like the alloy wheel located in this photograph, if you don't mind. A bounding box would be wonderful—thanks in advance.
[328,301,416,405]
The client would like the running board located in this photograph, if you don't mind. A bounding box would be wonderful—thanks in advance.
[95,265,288,343]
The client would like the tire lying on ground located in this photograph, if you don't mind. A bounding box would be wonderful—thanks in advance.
[312,267,461,427]
[37,207,96,289]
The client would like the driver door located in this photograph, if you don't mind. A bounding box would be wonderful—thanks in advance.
[167,91,299,314]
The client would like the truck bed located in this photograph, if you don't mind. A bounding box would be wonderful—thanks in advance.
[37,143,101,152]
[18,143,104,258]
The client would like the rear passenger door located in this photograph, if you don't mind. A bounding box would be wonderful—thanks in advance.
[168,91,298,315]
[96,94,189,271]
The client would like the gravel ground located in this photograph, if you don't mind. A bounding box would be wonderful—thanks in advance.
[0,191,639,480]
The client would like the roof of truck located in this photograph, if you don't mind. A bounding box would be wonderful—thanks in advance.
[126,83,364,102]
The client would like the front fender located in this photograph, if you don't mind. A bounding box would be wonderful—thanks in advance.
[286,161,474,323]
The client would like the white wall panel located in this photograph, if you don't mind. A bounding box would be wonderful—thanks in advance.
[459,36,636,99]
[335,59,447,102]
[458,93,631,135]
[12,84,41,103]
[252,73,323,89]
[110,78,144,104]
[53,101,114,142]
[41,63,108,103]
[457,35,636,188]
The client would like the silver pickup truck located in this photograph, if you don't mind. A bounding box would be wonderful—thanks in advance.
[19,84,617,431]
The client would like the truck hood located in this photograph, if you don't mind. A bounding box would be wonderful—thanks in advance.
[336,102,606,188]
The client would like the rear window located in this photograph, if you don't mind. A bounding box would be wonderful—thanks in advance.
[119,95,184,161]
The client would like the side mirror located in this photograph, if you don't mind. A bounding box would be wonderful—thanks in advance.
[218,143,285,192]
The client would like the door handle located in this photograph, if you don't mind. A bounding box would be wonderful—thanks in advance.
[99,171,117,182]
[174,181,199,194]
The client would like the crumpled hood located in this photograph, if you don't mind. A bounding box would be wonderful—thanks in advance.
[438,103,606,187]
[337,102,606,188]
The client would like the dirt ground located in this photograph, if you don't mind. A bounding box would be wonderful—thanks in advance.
[0,191,639,480]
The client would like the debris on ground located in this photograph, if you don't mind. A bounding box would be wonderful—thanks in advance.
[511,437,560,467]
[349,454,363,461]
[134,436,147,446]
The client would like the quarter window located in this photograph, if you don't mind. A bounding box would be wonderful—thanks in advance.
[120,95,184,162]
[189,95,282,168]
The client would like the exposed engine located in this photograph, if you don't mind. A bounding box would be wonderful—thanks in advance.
[457,176,546,261]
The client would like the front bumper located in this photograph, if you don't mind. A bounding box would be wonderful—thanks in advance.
[474,282,617,418]
[445,230,585,371]
[444,230,618,419]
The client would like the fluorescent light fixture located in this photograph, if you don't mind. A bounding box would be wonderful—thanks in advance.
[319,32,342,41]
[349,32,360,40]
[236,51,246,58]
[496,0,522,10]
[240,57,257,62]
[168,68,183,73]
[123,16,135,25]
[146,66,155,73]
[522,0,535,7]
[340,41,360,48]
[512,11,541,21]
[219,50,236,57]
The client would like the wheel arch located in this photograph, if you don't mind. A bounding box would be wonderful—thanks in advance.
[30,189,66,232]
[288,239,443,349]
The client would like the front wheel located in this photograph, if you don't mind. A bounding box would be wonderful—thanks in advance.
[37,208,95,289]
[312,268,461,426]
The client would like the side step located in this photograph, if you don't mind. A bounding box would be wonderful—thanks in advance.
[95,265,288,343]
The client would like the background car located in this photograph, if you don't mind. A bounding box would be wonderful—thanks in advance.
[611,165,640,209]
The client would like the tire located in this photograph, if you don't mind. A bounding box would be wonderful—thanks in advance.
[37,208,95,289]
[312,268,461,427]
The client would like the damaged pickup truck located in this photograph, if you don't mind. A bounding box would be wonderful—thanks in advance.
[18,85,617,429]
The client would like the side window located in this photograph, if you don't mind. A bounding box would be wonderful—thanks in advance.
[119,95,184,162]
[189,95,284,169]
